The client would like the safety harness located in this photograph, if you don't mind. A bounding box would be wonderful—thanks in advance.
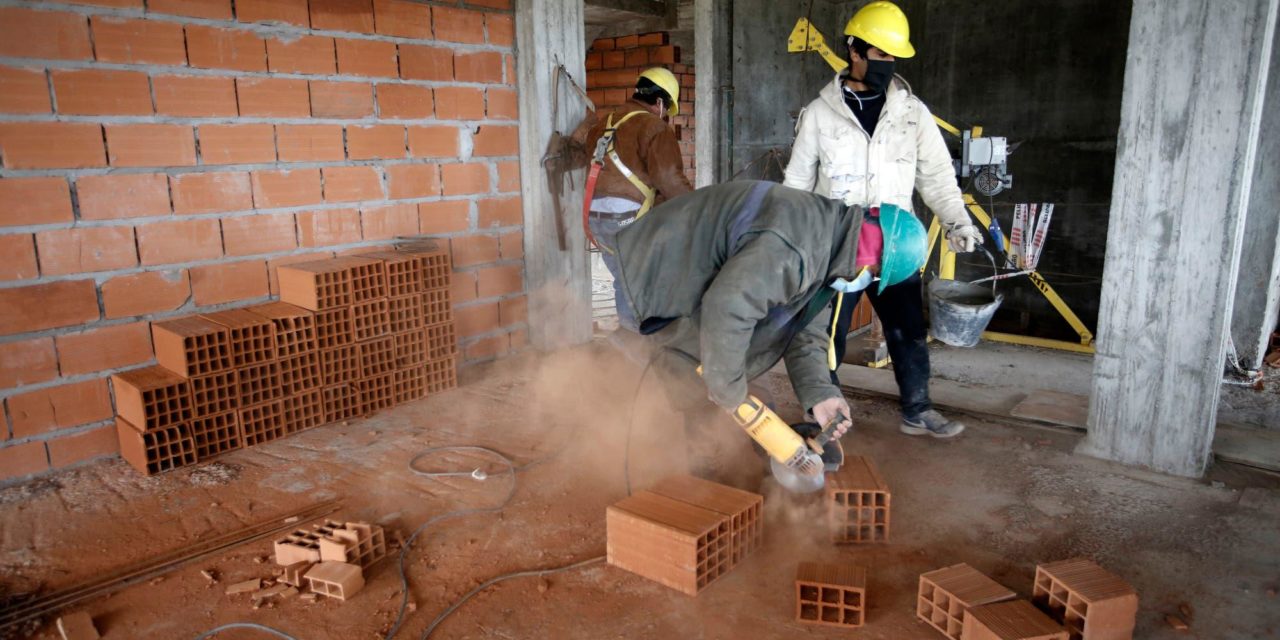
[582,110,657,250]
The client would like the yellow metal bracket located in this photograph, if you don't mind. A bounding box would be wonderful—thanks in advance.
[788,18,850,73]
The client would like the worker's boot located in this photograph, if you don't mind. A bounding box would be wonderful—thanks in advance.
[900,409,965,438]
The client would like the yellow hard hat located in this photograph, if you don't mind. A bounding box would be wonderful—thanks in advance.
[844,1,915,59]
[637,67,680,117]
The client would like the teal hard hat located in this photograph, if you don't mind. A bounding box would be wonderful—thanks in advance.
[877,203,928,293]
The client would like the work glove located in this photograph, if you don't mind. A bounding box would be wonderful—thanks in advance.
[945,224,984,253]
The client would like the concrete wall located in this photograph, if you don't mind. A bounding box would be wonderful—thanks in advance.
[727,0,1131,341]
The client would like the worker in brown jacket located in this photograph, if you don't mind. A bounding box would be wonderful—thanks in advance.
[572,67,693,333]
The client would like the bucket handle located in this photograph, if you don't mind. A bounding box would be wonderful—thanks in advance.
[970,246,999,299]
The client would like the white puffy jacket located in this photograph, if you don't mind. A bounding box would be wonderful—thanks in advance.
[783,73,968,229]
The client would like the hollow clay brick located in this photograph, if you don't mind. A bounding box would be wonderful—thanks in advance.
[358,336,396,379]
[358,371,395,413]
[55,611,99,640]
[424,357,457,395]
[116,417,196,476]
[340,521,387,567]
[423,321,457,361]
[153,316,233,377]
[304,561,364,601]
[321,343,361,386]
[239,400,286,447]
[247,302,318,358]
[279,351,322,396]
[352,298,391,340]
[282,561,313,587]
[357,250,423,297]
[393,329,427,369]
[189,368,240,417]
[314,306,355,349]
[394,366,427,403]
[796,562,867,628]
[202,308,278,367]
[111,365,192,432]
[649,474,763,566]
[284,389,324,433]
[826,455,891,543]
[274,530,323,566]
[278,260,354,310]
[606,490,732,596]
[919,563,1018,639]
[387,294,426,334]
[337,255,387,302]
[964,600,1069,640]
[322,384,363,422]
[422,288,454,325]
[396,241,452,291]
[238,360,284,406]
[190,410,241,460]
[1032,558,1137,640]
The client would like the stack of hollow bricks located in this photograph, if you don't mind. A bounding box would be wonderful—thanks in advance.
[109,248,457,475]
[585,32,695,180]
[606,474,762,596]
[0,0,527,484]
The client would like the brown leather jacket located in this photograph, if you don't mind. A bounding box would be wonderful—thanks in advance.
[570,100,693,206]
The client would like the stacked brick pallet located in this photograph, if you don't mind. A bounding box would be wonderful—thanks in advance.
[585,32,696,180]
[606,475,762,596]
[273,519,386,602]
[110,245,457,476]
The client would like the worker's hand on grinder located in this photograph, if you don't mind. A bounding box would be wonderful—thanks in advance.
[946,224,984,253]
[811,396,853,439]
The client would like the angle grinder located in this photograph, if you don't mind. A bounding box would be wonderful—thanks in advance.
[726,395,846,494]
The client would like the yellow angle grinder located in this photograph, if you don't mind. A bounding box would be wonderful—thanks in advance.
[728,395,846,493]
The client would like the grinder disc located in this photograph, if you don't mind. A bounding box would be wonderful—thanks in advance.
[770,457,826,494]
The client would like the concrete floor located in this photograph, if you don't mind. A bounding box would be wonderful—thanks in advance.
[2,344,1279,639]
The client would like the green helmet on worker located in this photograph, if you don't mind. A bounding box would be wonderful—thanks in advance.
[844,1,916,59]
[636,67,680,117]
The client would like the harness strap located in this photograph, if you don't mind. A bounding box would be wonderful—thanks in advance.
[582,110,657,252]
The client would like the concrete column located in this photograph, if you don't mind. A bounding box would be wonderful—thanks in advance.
[693,0,730,186]
[1083,0,1279,476]
[515,0,594,350]
[1229,31,1280,371]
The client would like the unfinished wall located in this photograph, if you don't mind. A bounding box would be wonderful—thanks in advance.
[726,0,1131,341]
[586,32,696,181]
[0,0,523,484]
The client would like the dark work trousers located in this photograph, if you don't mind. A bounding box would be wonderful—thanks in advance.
[828,273,931,419]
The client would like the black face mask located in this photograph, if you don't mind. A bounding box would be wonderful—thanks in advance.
[859,58,895,93]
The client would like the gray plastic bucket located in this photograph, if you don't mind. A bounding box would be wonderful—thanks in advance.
[928,278,1003,348]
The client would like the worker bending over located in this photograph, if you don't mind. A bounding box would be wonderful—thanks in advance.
[783,1,982,439]
[572,67,693,332]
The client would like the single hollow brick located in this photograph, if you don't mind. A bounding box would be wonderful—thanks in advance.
[964,600,1069,640]
[284,388,324,433]
[189,368,239,417]
[315,306,355,349]
[247,302,318,358]
[304,561,364,601]
[275,530,323,566]
[607,490,732,596]
[239,360,284,406]
[190,410,241,460]
[282,561,314,587]
[394,366,426,403]
[422,289,454,325]
[278,260,354,311]
[918,563,1018,640]
[315,522,386,568]
[395,241,452,291]
[318,531,355,563]
[358,371,395,413]
[240,400,286,447]
[352,299,391,341]
[341,522,387,567]
[796,562,867,628]
[649,475,763,566]
[424,357,457,395]
[202,309,278,367]
[321,343,361,386]
[1032,558,1137,640]
[393,329,427,368]
[279,351,322,396]
[356,251,423,297]
[322,384,363,422]
[826,455,891,544]
[423,321,457,361]
[386,295,426,334]
[112,366,192,432]
[338,256,388,302]
[116,417,196,476]
[153,316,233,378]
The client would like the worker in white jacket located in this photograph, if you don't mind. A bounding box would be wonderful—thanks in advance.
[783,0,984,438]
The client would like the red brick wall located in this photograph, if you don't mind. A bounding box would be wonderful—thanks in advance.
[585,32,695,182]
[0,0,524,484]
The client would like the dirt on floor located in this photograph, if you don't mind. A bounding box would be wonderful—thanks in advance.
[2,343,1280,639]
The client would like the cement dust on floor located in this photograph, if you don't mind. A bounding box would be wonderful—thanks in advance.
[3,344,1279,639]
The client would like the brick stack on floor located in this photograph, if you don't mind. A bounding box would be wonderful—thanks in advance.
[110,244,457,476]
